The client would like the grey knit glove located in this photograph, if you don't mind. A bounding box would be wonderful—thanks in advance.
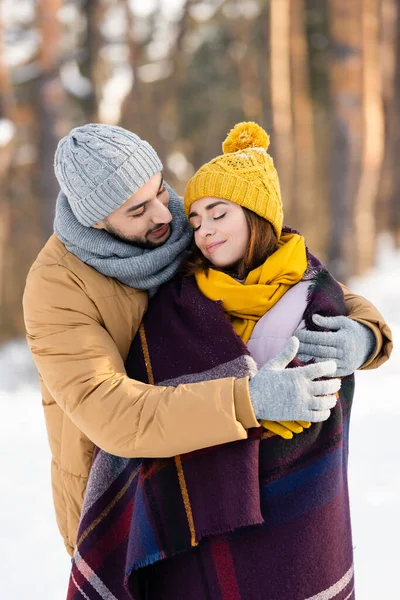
[296,315,376,377]
[248,337,340,423]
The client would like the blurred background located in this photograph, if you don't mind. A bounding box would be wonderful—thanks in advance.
[1,0,400,340]
[0,1,399,598]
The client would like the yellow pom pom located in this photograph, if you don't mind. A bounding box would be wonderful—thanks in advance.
[222,121,270,154]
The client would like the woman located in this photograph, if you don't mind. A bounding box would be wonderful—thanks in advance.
[68,123,390,600]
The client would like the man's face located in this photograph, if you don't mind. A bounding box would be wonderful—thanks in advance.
[94,173,172,248]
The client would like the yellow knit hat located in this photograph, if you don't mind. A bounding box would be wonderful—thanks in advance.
[184,122,283,238]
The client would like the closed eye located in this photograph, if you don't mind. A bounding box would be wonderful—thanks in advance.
[214,213,226,221]
[131,207,146,217]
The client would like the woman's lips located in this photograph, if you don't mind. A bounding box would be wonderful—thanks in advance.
[206,241,226,254]
[149,223,170,238]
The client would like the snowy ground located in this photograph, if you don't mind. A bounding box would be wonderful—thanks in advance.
[1,237,399,599]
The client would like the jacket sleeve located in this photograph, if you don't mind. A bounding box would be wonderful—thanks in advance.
[23,265,259,459]
[340,283,393,370]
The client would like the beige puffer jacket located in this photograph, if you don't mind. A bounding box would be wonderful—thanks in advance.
[23,234,393,555]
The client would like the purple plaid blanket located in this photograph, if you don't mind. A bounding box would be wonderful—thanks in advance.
[67,258,355,600]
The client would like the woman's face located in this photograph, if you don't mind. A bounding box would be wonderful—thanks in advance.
[188,197,250,269]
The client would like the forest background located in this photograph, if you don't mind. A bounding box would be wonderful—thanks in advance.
[1,3,400,597]
[1,0,399,340]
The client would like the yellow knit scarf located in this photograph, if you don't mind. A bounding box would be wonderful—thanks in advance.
[195,232,308,344]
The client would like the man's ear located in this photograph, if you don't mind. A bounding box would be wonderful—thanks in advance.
[93,220,105,230]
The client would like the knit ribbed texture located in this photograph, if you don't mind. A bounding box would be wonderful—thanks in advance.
[297,314,376,377]
[184,123,283,238]
[54,184,193,294]
[54,123,163,227]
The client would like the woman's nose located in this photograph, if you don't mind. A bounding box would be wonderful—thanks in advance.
[199,223,215,237]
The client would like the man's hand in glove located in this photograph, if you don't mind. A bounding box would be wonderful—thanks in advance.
[296,315,375,377]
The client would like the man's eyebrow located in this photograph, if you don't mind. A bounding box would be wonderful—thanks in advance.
[125,174,164,214]
[188,200,228,219]
[125,200,148,214]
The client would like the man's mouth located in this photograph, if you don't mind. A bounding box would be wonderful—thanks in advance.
[206,241,226,254]
[149,224,170,239]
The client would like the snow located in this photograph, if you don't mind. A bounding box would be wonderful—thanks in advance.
[0,237,399,599]
[130,0,186,21]
[0,345,71,597]
[4,29,40,69]
[137,60,173,83]
[98,65,133,125]
[60,61,93,99]
[222,0,261,20]
[167,150,194,181]
[189,0,225,22]
[99,4,127,40]
[0,119,16,148]
[2,0,35,25]
[347,235,400,599]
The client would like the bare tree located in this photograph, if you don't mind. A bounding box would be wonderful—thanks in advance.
[0,12,14,339]
[80,0,101,122]
[375,0,398,235]
[389,0,400,245]
[123,1,144,130]
[353,0,385,274]
[290,0,321,252]
[37,0,64,238]
[270,0,294,213]
[328,0,364,281]
[228,3,263,123]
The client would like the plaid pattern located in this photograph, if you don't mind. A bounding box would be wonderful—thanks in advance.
[67,256,355,600]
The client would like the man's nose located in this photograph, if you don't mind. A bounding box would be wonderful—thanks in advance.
[152,200,173,224]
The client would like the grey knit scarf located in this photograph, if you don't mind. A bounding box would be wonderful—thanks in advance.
[54,184,193,294]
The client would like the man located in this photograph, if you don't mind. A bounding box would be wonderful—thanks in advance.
[23,124,392,556]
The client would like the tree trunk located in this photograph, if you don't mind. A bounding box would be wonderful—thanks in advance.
[353,0,385,274]
[0,13,14,339]
[37,0,64,239]
[229,13,263,123]
[290,0,320,251]
[328,0,364,281]
[80,0,100,122]
[388,0,400,245]
[123,2,144,132]
[375,0,398,235]
[269,0,294,214]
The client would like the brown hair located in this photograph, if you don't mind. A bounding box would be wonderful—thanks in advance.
[183,207,278,279]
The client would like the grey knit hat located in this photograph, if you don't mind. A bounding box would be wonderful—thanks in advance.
[54,123,163,226]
